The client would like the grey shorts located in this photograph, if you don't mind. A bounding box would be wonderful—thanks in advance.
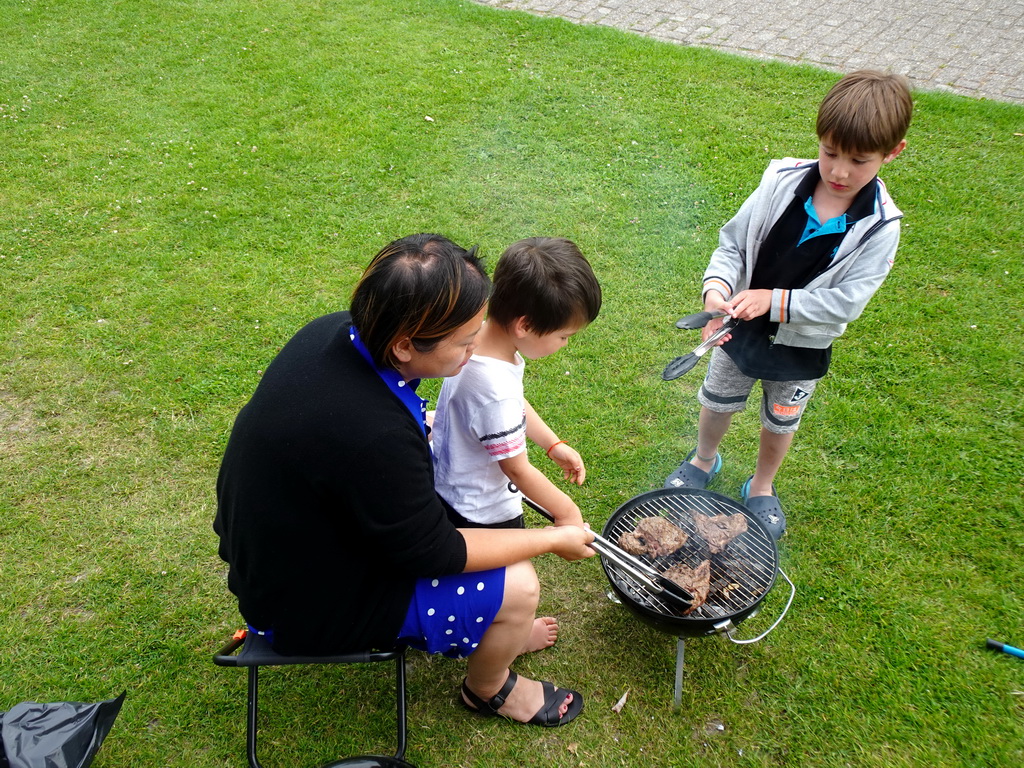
[698,348,820,434]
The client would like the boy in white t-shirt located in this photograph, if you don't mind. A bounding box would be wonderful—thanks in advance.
[433,237,601,545]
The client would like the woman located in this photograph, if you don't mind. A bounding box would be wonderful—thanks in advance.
[215,233,595,727]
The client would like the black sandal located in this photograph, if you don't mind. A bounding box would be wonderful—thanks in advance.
[740,475,786,540]
[664,449,722,490]
[460,671,584,727]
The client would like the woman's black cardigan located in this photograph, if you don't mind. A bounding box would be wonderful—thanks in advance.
[214,312,468,655]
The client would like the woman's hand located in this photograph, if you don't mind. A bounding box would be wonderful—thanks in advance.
[459,524,595,571]
[549,525,596,561]
[547,442,586,485]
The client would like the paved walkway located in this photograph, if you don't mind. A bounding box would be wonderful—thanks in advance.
[473,0,1024,104]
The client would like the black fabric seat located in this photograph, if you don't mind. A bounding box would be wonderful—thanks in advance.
[213,629,415,768]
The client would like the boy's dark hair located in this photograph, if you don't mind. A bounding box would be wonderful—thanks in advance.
[487,237,601,335]
[816,70,913,155]
[350,233,490,370]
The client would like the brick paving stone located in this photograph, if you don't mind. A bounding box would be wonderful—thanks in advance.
[472,0,1024,103]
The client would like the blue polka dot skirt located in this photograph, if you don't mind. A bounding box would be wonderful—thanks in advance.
[397,567,505,659]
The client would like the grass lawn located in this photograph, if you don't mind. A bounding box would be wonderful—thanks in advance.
[1,0,1022,766]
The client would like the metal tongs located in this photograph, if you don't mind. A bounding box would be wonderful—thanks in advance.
[521,497,694,610]
[662,309,739,380]
[673,308,730,330]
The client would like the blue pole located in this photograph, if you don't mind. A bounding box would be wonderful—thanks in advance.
[986,639,1024,659]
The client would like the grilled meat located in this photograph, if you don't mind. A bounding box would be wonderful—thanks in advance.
[691,511,748,554]
[661,559,711,615]
[617,516,689,558]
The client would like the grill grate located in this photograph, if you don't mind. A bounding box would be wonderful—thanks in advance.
[603,491,777,621]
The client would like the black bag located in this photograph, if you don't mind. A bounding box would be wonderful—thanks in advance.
[0,692,125,768]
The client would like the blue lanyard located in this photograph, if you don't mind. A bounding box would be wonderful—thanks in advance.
[349,325,427,436]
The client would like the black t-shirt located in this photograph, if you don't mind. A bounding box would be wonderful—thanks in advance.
[724,164,877,381]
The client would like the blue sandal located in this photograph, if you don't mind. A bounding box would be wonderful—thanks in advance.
[740,476,786,540]
[461,671,584,727]
[664,449,722,490]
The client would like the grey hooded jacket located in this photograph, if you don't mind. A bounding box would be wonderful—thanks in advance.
[702,158,902,349]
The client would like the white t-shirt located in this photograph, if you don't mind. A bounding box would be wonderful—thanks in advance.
[433,353,527,525]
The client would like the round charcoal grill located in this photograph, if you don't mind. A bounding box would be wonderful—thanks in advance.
[599,488,795,707]
[602,488,777,634]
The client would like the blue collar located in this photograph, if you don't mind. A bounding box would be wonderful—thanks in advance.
[799,195,848,246]
[795,164,878,247]
[349,325,427,436]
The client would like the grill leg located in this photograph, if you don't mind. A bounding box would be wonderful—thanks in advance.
[674,638,685,710]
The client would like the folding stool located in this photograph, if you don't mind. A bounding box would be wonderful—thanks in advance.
[214,628,415,768]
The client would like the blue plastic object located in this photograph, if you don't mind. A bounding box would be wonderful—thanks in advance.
[986,638,1024,659]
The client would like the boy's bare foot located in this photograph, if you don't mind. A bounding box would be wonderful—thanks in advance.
[520,616,559,654]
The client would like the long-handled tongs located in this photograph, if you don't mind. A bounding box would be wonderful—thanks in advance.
[674,308,730,330]
[663,310,739,380]
[521,497,694,610]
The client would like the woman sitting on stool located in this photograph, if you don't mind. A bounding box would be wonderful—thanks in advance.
[214,233,595,727]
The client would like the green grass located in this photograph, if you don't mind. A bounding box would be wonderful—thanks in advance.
[2,0,1022,766]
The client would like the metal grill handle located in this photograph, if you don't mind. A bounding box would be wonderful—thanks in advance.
[718,567,795,644]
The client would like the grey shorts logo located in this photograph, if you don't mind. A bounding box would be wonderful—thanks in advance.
[791,388,811,403]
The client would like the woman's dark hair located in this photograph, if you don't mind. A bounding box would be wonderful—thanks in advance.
[487,237,601,335]
[350,233,490,370]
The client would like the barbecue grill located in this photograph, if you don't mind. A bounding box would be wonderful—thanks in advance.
[600,488,795,707]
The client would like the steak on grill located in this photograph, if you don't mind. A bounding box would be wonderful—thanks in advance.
[617,516,689,558]
[691,511,748,554]
[661,559,711,615]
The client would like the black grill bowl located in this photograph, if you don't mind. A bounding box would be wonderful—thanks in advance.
[600,488,779,637]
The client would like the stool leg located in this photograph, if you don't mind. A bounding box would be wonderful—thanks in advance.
[394,652,408,759]
[247,665,264,768]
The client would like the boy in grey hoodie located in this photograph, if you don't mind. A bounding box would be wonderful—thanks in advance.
[664,70,913,539]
